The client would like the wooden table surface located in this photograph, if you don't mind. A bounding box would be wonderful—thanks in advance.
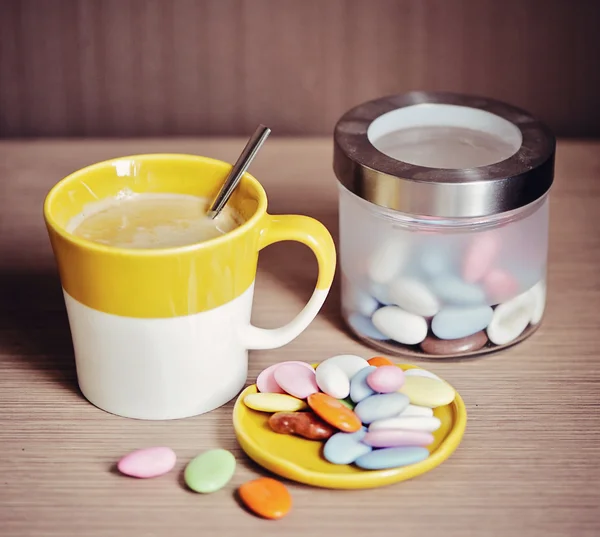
[1,138,599,537]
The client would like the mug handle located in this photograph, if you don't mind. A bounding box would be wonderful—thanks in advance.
[241,213,336,350]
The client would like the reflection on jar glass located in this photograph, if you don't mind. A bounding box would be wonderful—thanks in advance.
[334,92,555,359]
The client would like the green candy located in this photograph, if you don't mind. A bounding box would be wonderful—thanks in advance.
[338,397,356,410]
[184,449,236,493]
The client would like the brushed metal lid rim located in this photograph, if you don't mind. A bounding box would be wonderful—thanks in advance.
[333,91,556,218]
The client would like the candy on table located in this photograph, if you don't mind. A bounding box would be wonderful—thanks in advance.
[184,449,236,494]
[273,362,319,399]
[243,393,308,412]
[307,392,363,433]
[238,477,292,520]
[117,447,177,479]
[366,365,404,393]
[367,356,394,367]
[268,411,336,440]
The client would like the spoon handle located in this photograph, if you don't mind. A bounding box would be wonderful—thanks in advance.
[207,124,271,219]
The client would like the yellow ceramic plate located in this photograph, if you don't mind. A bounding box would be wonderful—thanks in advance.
[233,364,467,489]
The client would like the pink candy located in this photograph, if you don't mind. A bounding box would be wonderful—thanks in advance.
[256,361,314,394]
[483,268,518,303]
[117,447,177,478]
[366,366,405,393]
[362,430,434,448]
[462,233,500,283]
[274,363,319,399]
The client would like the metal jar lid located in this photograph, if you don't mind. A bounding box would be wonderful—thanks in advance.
[333,92,556,218]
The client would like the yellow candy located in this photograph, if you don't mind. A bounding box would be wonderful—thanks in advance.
[243,393,308,413]
[398,376,455,408]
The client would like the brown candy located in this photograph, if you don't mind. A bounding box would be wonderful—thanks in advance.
[268,411,336,441]
[420,330,488,356]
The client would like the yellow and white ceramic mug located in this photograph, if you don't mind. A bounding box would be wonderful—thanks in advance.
[44,154,336,420]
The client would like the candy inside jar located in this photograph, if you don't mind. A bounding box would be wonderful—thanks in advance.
[333,92,555,358]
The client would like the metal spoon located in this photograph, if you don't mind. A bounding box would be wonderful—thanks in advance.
[207,124,271,219]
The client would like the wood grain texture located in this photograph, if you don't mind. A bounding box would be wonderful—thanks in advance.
[1,0,600,138]
[1,137,600,536]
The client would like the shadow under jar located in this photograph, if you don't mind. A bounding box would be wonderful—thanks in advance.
[333,92,555,359]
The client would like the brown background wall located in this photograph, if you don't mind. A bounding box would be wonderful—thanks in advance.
[1,0,599,138]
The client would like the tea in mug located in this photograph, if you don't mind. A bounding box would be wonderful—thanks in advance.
[67,190,242,249]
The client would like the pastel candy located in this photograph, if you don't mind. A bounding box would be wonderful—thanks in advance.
[354,393,410,424]
[462,232,500,283]
[487,290,535,345]
[369,282,394,305]
[256,361,313,394]
[348,313,389,340]
[117,447,176,479]
[431,275,487,306]
[431,305,494,340]
[362,429,434,448]
[366,366,405,393]
[528,279,546,326]
[274,363,319,399]
[404,368,442,382]
[367,237,410,284]
[388,277,441,317]
[483,268,519,303]
[420,331,488,355]
[354,447,429,470]
[323,428,372,465]
[419,245,452,277]
[372,306,428,345]
[184,449,236,493]
[398,376,456,408]
[349,366,376,403]
[320,354,370,379]
[244,393,308,412]
[368,416,441,433]
[399,404,434,418]
[346,285,379,317]
[315,361,350,399]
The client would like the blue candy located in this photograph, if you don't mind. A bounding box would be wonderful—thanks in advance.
[431,305,494,340]
[354,447,430,470]
[354,393,410,424]
[323,428,372,465]
[349,366,377,403]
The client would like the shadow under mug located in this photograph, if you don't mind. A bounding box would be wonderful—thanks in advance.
[43,154,336,420]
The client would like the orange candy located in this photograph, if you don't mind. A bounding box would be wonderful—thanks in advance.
[368,356,394,367]
[307,393,362,433]
[238,477,292,520]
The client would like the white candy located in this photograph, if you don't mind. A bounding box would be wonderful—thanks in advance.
[372,306,428,345]
[320,354,369,379]
[389,277,441,317]
[399,404,434,418]
[528,279,546,326]
[367,238,410,285]
[315,361,350,399]
[404,369,442,382]
[368,416,442,433]
[487,290,535,345]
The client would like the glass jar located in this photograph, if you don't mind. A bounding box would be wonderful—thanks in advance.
[333,92,555,358]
